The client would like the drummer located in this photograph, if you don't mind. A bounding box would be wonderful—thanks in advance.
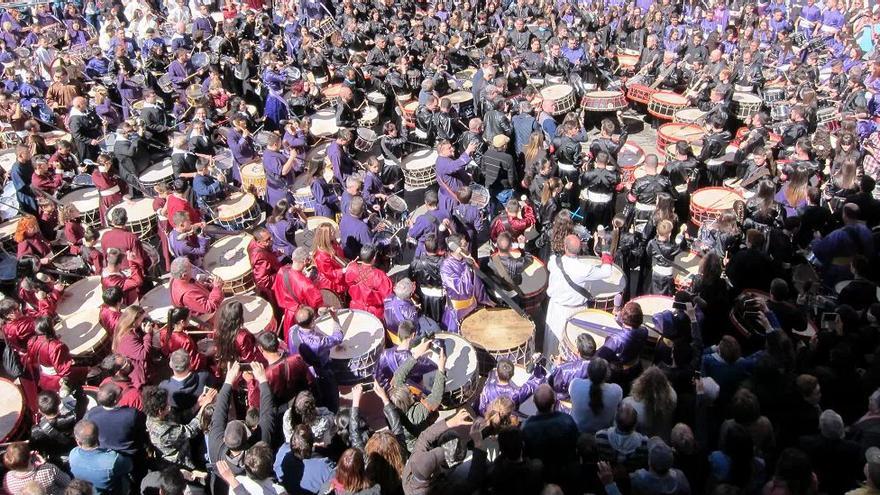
[92,153,127,223]
[168,211,211,267]
[101,208,148,271]
[373,320,437,390]
[168,256,224,317]
[477,358,545,416]
[345,245,393,321]
[548,333,596,403]
[488,232,534,293]
[101,248,145,305]
[327,130,357,184]
[408,190,452,258]
[192,162,226,211]
[262,134,299,206]
[440,234,493,332]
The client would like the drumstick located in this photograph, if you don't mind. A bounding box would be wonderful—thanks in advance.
[49,245,70,261]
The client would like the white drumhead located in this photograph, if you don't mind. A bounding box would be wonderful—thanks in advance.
[630,295,673,340]
[0,378,22,441]
[540,84,573,99]
[314,309,384,360]
[564,309,619,352]
[675,108,706,120]
[111,198,154,223]
[307,216,337,230]
[357,128,377,140]
[139,282,173,322]
[577,257,626,298]
[425,333,477,391]
[60,187,100,213]
[447,91,473,104]
[57,307,107,356]
[360,107,378,120]
[692,188,742,210]
[311,109,339,137]
[0,149,16,173]
[204,233,254,281]
[402,149,438,171]
[241,163,265,178]
[223,295,274,334]
[674,251,702,275]
[733,92,762,104]
[139,159,174,183]
[366,91,386,104]
[587,90,623,98]
[215,192,257,220]
[57,276,103,317]
[0,216,21,240]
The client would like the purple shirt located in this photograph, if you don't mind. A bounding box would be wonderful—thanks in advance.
[477,368,544,416]
[289,324,343,369]
[327,142,356,184]
[373,347,437,389]
[339,213,373,260]
[598,326,648,364]
[436,153,472,214]
[226,128,257,165]
[311,178,338,217]
[383,296,420,335]
[439,256,489,332]
[263,149,293,205]
[168,231,209,266]
[407,208,449,258]
[267,216,301,258]
[548,358,590,398]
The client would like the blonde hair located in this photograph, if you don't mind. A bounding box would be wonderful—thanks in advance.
[657,219,674,238]
[311,223,342,259]
[112,305,146,352]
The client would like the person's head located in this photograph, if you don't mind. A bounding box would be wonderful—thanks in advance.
[335,448,371,492]
[495,359,515,383]
[291,247,311,271]
[619,301,644,329]
[365,431,406,486]
[533,383,555,413]
[796,374,821,405]
[74,420,99,448]
[169,349,190,375]
[819,409,845,440]
[865,447,880,488]
[718,335,742,364]
[648,437,675,475]
[614,402,638,433]
[143,386,170,419]
[243,442,275,481]
[576,333,597,359]
[64,480,94,495]
[563,234,581,256]
[730,388,761,425]
[156,467,187,495]
[3,442,31,471]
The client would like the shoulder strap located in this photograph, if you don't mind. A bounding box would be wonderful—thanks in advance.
[281,269,302,306]
[490,254,517,289]
[554,256,594,301]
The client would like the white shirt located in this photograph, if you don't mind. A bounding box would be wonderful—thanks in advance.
[233,476,286,495]
[546,254,613,307]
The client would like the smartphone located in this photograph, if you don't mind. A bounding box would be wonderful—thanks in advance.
[239,362,253,371]
[821,312,837,331]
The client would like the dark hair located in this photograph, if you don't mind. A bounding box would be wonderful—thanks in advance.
[215,301,244,365]
[256,331,279,352]
[290,424,314,459]
[772,448,815,495]
[722,424,755,488]
[620,302,644,328]
[142,386,169,418]
[157,467,187,495]
[102,286,123,306]
[360,244,378,263]
[37,391,61,416]
[96,382,122,407]
[496,359,515,382]
[730,388,761,425]
[587,357,610,414]
[34,316,57,340]
[64,479,95,495]
[497,427,523,460]
[244,442,275,480]
[577,333,597,359]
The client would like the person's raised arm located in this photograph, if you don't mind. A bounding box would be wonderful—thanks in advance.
[250,362,275,444]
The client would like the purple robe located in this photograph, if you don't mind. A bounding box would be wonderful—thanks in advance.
[477,368,543,416]
[167,59,194,95]
[226,128,256,183]
[407,208,450,258]
[373,347,437,389]
[168,231,209,266]
[439,256,489,332]
[262,69,289,128]
[327,142,356,184]
[597,326,648,365]
[290,324,343,370]
[436,153,471,214]
[822,8,844,30]
[267,216,299,257]
[548,359,590,398]
[339,213,373,260]
[362,171,383,205]
[117,74,143,120]
[263,149,294,205]
[95,100,121,130]
[282,130,307,173]
[383,295,419,335]
[311,178,338,217]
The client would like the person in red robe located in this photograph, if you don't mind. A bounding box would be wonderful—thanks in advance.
[61,207,85,256]
[99,286,123,336]
[212,299,264,368]
[84,228,104,274]
[98,354,144,410]
[344,245,393,321]
[31,159,63,195]
[14,215,52,262]
[25,317,89,392]
[16,274,63,316]
[110,305,157,389]
[254,330,311,406]
[152,183,172,272]
[165,180,203,226]
[159,307,206,372]
[311,223,348,297]
[101,248,145,305]
[91,154,127,224]
[272,247,324,342]
[169,257,224,317]
[488,198,537,242]
[247,227,282,304]
[101,208,148,271]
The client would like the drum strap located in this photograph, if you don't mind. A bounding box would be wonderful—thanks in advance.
[436,175,460,206]
[281,270,302,308]
[554,256,595,302]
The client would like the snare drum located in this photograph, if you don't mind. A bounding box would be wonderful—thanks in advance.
[447,91,475,119]
[312,309,384,384]
[403,101,419,128]
[223,295,276,335]
[562,308,619,360]
[108,198,156,240]
[311,109,339,138]
[358,106,379,127]
[454,68,477,90]
[540,84,576,115]
[158,74,175,93]
[212,192,262,231]
[626,84,656,104]
[139,159,174,197]
[770,102,791,122]
[576,257,626,310]
[630,295,672,341]
[673,108,707,124]
[58,307,109,365]
[186,84,205,106]
[672,250,702,292]
[401,149,438,190]
[469,183,490,209]
[57,275,104,318]
[41,130,70,147]
[520,257,549,316]
[292,187,316,210]
[0,378,23,443]
[424,332,478,408]
[689,187,743,226]
[656,123,705,154]
[617,49,640,71]
[366,91,386,106]
[618,143,647,186]
[204,233,256,295]
[763,87,785,103]
[461,308,535,374]
[354,128,378,153]
[581,90,628,112]
[647,92,689,120]
[241,163,267,198]
[60,187,101,228]
[732,92,762,120]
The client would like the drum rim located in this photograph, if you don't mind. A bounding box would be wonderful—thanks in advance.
[460,307,535,350]
[691,186,744,204]
[60,187,100,208]
[563,308,618,351]
[0,376,23,442]
[215,192,258,219]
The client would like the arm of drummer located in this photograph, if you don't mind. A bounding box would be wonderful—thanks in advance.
[35,282,64,316]
[122,251,145,292]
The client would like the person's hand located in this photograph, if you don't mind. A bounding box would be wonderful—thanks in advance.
[469,421,485,450]
[224,361,241,385]
[39,257,50,265]
[250,361,267,383]
[412,338,432,357]
[466,140,478,154]
[197,387,217,407]
[372,379,388,402]
[126,250,136,261]
[694,375,705,395]
[215,460,239,487]
[35,289,46,300]
[90,139,99,145]
[352,383,363,406]
[53,282,64,293]
[517,234,526,245]
[212,275,223,287]
[438,346,448,370]
[597,461,614,485]
[565,181,573,190]
[447,409,472,427]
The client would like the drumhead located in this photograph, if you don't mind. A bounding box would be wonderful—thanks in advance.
[111,198,154,223]
[652,91,689,105]
[0,149,16,173]
[630,295,673,339]
[204,233,254,281]
[0,378,22,442]
[675,108,706,120]
[314,309,384,360]
[540,84,573,99]
[306,216,338,231]
[402,149,438,171]
[140,159,174,183]
[357,128,377,140]
[323,83,344,99]
[586,90,624,98]
[425,332,477,390]
[619,143,645,168]
[41,130,70,146]
[447,91,473,104]
[0,216,21,240]
[311,109,339,137]
[360,107,378,120]
[733,92,762,104]
[140,282,173,322]
[564,308,619,351]
[461,308,534,351]
[215,192,257,220]
[660,123,705,142]
[674,251,703,276]
[57,307,107,356]
[521,258,549,294]
[241,163,265,178]
[223,295,274,334]
[366,91,386,104]
[57,276,103,318]
[404,101,419,112]
[691,187,743,210]
[60,187,100,213]
[577,257,626,298]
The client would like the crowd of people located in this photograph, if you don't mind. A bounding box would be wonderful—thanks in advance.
[0,0,878,493]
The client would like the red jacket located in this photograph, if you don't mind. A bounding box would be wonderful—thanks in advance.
[272,266,323,341]
[113,330,152,389]
[99,305,121,336]
[101,260,145,306]
[91,169,126,214]
[344,262,393,321]
[170,278,224,316]
[17,285,62,316]
[165,194,202,226]
[99,376,143,410]
[314,247,348,295]
[246,241,282,303]
[489,203,537,241]
[63,220,84,255]
[100,228,147,271]
[159,327,206,372]
[87,247,104,275]
[32,171,63,195]
[3,317,37,354]
[25,336,72,391]
[17,235,51,259]
[261,353,312,405]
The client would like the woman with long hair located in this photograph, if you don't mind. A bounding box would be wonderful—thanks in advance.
[312,222,348,296]
[25,317,87,392]
[692,251,732,344]
[111,305,156,389]
[697,211,742,259]
[644,192,679,241]
[569,357,623,433]
[212,300,263,375]
[14,215,51,262]
[265,200,303,259]
[827,156,860,211]
[321,448,380,494]
[365,431,405,495]
[536,177,563,260]
[549,208,576,256]
[522,131,547,178]
[746,180,784,229]
[775,167,809,217]
[623,366,678,439]
[159,307,205,372]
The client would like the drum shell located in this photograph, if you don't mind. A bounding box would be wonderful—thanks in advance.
[647,92,689,120]
[540,85,575,116]
[689,187,743,226]
[401,149,438,190]
[461,308,535,375]
[212,193,262,231]
[581,91,628,112]
[241,163,267,198]
[626,84,657,104]
[0,378,25,443]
